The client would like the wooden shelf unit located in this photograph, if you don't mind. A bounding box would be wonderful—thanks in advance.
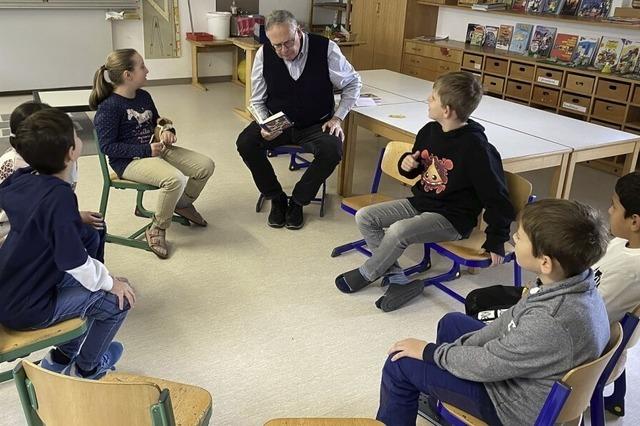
[401,39,640,174]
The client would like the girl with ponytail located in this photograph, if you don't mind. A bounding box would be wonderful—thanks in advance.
[92,49,215,259]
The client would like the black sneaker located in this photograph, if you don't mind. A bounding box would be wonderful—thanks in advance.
[285,199,304,230]
[268,193,287,228]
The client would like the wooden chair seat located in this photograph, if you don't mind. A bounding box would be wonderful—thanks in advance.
[0,318,86,360]
[264,419,383,426]
[440,403,487,426]
[102,373,212,425]
[341,194,395,211]
[437,228,515,261]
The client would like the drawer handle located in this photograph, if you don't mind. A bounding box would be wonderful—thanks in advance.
[490,82,497,86]
[606,105,613,111]
[576,81,584,86]
[412,47,420,51]
[609,85,617,90]
[545,72,553,77]
[470,60,476,64]
[543,91,550,95]
[494,62,500,66]
[516,85,522,89]
[440,48,450,56]
[519,67,525,72]
[572,98,580,103]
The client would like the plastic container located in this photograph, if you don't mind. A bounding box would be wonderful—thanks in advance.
[207,12,231,40]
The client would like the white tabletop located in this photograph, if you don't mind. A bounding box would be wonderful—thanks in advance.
[35,89,92,111]
[358,85,416,106]
[471,95,639,150]
[354,102,570,161]
[359,70,433,102]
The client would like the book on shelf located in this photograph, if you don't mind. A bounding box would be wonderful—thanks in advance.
[526,0,547,13]
[577,0,612,18]
[570,36,601,67]
[470,25,486,46]
[484,26,499,48]
[604,16,640,23]
[247,104,293,133]
[542,0,565,14]
[559,0,581,15]
[496,25,514,51]
[528,25,557,58]
[471,2,507,10]
[594,37,625,70]
[465,23,478,43]
[616,39,640,74]
[511,0,528,11]
[414,35,450,42]
[550,33,579,62]
[508,23,534,55]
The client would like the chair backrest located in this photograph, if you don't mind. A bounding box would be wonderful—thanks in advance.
[94,129,112,185]
[15,360,169,426]
[555,322,623,423]
[625,303,640,348]
[504,171,532,217]
[380,141,420,187]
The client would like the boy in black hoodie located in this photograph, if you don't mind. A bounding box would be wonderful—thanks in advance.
[335,72,514,311]
[0,109,135,379]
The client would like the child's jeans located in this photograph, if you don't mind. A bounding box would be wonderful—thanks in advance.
[355,199,461,282]
[32,274,130,372]
[376,312,501,426]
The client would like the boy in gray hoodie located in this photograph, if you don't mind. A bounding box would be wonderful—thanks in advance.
[376,199,610,426]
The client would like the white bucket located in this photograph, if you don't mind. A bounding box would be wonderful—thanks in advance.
[207,12,231,40]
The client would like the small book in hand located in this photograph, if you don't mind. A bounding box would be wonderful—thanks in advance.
[248,104,294,133]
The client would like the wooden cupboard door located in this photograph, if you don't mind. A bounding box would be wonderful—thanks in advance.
[372,0,407,72]
[350,0,376,70]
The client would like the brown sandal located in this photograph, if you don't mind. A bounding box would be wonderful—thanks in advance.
[174,204,207,227]
[145,226,169,259]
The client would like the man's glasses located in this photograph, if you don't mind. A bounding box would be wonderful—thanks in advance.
[272,32,297,51]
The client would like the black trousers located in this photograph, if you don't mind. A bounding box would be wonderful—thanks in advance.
[236,121,342,205]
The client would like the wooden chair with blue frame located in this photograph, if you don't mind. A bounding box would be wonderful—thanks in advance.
[330,141,534,294]
[96,133,190,252]
[422,170,534,303]
[0,318,86,383]
[255,145,328,217]
[330,141,431,277]
[13,359,213,426]
[589,303,640,425]
[436,322,622,426]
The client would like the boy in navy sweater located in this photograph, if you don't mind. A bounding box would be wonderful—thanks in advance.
[336,72,514,311]
[0,109,136,379]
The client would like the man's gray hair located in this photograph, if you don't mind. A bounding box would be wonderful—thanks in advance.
[266,10,298,31]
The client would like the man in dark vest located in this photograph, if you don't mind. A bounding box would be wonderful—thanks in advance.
[236,10,361,230]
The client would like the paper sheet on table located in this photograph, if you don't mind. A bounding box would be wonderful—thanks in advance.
[356,97,378,107]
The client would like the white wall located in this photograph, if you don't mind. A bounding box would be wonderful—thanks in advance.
[0,10,112,92]
[436,2,639,44]
[112,0,234,80]
[259,0,312,27]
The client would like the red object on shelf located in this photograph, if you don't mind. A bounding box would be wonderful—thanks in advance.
[186,32,214,42]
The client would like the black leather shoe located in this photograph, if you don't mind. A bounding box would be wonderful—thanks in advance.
[285,199,304,230]
[268,193,287,228]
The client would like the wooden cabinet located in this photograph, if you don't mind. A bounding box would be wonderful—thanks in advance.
[400,40,461,81]
[350,0,437,71]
